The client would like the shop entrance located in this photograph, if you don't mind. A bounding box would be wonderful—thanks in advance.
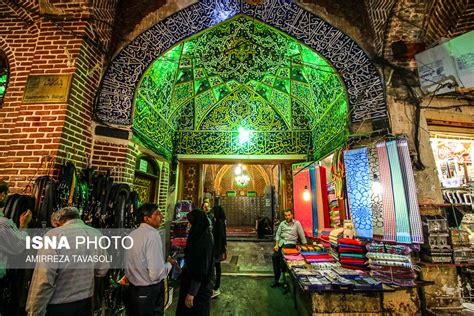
[203,163,278,236]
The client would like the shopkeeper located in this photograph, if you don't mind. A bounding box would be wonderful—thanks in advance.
[271,209,307,288]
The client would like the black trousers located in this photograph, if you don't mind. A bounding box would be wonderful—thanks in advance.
[46,297,92,316]
[271,244,296,283]
[125,281,165,316]
[214,262,221,290]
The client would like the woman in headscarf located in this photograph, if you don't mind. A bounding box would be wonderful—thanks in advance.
[211,205,227,298]
[176,209,215,316]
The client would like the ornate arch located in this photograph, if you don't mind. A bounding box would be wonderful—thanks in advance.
[96,0,386,126]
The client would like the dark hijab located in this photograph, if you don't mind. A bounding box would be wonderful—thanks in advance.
[185,209,214,282]
[212,205,227,258]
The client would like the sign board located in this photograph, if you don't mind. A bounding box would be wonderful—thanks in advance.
[23,74,72,103]
[416,30,474,94]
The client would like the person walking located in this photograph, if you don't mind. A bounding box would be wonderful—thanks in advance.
[211,205,227,299]
[271,209,307,288]
[26,207,109,316]
[124,203,177,316]
[176,209,215,316]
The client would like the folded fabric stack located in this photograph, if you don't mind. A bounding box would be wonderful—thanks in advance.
[170,237,187,248]
[366,243,416,287]
[319,229,333,248]
[328,228,344,260]
[338,238,368,270]
[282,248,299,255]
[291,267,333,290]
[310,262,341,270]
[299,244,335,263]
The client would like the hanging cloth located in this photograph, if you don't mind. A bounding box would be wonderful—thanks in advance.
[368,146,384,240]
[343,147,373,239]
[386,141,412,244]
[309,165,319,237]
[376,141,397,242]
[396,139,424,243]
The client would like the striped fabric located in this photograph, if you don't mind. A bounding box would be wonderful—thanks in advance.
[386,141,412,244]
[396,139,424,243]
[376,141,396,242]
[318,166,331,228]
[343,147,373,239]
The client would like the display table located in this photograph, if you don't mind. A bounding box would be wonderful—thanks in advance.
[285,262,424,315]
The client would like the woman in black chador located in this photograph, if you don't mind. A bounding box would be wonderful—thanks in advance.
[211,205,227,298]
[176,209,215,316]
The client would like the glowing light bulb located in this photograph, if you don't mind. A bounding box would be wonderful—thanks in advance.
[235,165,242,175]
[303,186,311,201]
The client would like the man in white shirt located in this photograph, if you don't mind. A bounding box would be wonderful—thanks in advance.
[271,209,307,287]
[124,203,177,316]
[26,207,109,316]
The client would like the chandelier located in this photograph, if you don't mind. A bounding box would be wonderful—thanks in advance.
[234,164,250,186]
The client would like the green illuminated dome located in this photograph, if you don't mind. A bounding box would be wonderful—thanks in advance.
[134,15,348,158]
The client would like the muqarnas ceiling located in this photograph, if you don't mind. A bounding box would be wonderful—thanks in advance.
[134,15,348,158]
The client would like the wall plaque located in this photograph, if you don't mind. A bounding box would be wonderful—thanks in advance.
[23,74,72,103]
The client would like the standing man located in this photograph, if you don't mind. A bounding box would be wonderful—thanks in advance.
[124,203,177,316]
[271,209,307,288]
[26,207,109,316]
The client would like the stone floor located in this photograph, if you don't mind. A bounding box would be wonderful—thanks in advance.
[165,241,298,316]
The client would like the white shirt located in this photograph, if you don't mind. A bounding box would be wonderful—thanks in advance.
[0,211,28,278]
[125,223,172,286]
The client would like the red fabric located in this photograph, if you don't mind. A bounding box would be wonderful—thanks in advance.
[318,166,331,228]
[338,238,365,246]
[340,258,366,264]
[338,247,367,253]
[293,166,313,237]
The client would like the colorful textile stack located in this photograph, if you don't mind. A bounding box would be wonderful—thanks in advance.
[318,228,333,248]
[328,228,344,260]
[299,244,335,263]
[366,242,416,287]
[338,238,368,270]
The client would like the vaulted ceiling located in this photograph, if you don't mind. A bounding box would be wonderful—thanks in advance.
[133,15,347,158]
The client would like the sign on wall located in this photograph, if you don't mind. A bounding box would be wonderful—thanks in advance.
[23,74,72,103]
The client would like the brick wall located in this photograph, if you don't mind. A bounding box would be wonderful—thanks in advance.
[0,0,117,192]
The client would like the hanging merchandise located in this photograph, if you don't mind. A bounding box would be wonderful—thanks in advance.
[293,164,314,236]
[368,147,384,240]
[376,142,397,242]
[315,166,330,230]
[397,139,424,244]
[343,147,373,239]
[386,141,412,244]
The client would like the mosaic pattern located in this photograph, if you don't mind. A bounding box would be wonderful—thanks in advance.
[183,163,199,204]
[364,0,396,55]
[199,86,288,131]
[343,147,373,239]
[96,0,387,156]
[368,146,384,239]
[175,131,311,155]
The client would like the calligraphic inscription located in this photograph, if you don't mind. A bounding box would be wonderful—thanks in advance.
[23,74,72,104]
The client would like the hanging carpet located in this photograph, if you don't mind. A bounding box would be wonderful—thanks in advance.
[376,141,396,242]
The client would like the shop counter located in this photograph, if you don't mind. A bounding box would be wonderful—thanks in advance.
[285,262,425,315]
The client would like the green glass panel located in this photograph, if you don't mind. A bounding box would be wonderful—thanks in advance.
[277,67,290,78]
[194,78,210,95]
[209,76,223,87]
[273,77,290,93]
[212,84,230,101]
[227,80,240,91]
[256,83,271,101]
[262,75,275,86]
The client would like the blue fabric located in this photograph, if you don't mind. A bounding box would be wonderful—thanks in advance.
[343,147,373,239]
[309,165,319,237]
